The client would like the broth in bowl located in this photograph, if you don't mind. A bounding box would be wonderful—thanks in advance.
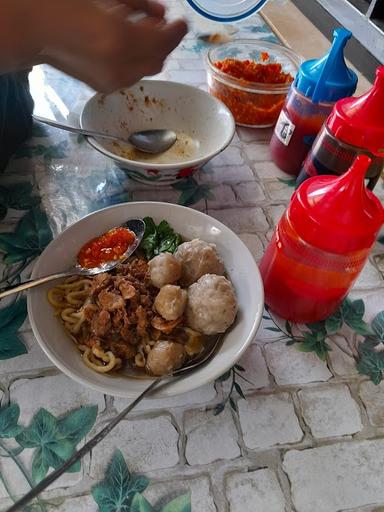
[28,202,263,398]
[47,218,238,378]
[109,132,200,165]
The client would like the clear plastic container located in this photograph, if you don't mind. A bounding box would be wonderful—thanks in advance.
[176,0,238,35]
[181,0,270,23]
[205,40,302,127]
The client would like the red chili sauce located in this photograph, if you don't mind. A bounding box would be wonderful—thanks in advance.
[77,227,136,268]
[210,55,293,126]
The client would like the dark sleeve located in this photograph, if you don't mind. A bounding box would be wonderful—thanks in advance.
[0,70,34,171]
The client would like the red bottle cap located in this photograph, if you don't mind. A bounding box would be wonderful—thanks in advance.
[290,155,384,253]
[327,66,384,156]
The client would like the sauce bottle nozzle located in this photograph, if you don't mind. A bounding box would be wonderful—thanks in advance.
[294,27,358,103]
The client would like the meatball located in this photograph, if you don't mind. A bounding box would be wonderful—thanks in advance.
[186,274,237,335]
[154,285,187,321]
[174,239,225,286]
[146,341,186,376]
[148,253,182,288]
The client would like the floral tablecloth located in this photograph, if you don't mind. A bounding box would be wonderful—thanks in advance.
[1,2,384,511]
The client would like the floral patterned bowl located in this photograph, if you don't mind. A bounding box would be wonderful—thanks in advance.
[80,80,235,185]
[28,202,264,398]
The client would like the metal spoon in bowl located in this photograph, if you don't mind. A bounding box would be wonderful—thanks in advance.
[5,335,223,512]
[33,115,177,154]
[0,218,145,300]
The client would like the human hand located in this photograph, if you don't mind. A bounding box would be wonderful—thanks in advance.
[40,0,188,92]
[1,0,188,92]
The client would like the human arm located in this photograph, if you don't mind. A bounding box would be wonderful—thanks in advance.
[0,0,187,92]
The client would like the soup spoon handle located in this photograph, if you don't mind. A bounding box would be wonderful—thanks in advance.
[0,271,77,299]
[5,379,162,512]
[33,115,126,143]
[5,337,223,511]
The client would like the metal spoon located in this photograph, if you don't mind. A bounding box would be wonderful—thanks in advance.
[5,335,223,512]
[0,218,145,300]
[33,115,177,154]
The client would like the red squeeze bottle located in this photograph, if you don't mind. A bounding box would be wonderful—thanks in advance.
[297,66,384,190]
[259,155,384,323]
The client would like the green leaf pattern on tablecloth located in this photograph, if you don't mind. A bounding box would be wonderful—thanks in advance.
[31,123,48,138]
[341,299,373,335]
[0,297,28,359]
[91,449,192,511]
[372,311,384,341]
[278,177,296,187]
[172,177,214,207]
[0,404,95,509]
[16,406,97,483]
[296,330,331,361]
[0,403,190,510]
[325,309,343,335]
[214,364,249,415]
[131,492,191,512]
[356,337,384,384]
[14,140,69,164]
[130,494,156,512]
[0,182,40,220]
[92,450,149,511]
[0,205,52,265]
[0,404,22,438]
[261,299,384,385]
[0,181,53,364]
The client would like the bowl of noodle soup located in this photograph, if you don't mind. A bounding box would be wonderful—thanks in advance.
[28,202,264,398]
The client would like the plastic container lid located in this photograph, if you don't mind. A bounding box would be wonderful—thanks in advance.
[184,0,270,23]
[290,155,384,253]
[327,66,384,156]
[294,27,357,103]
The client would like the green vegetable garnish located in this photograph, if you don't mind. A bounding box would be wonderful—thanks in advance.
[140,217,182,260]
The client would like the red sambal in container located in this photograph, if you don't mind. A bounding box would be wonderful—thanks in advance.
[205,40,301,128]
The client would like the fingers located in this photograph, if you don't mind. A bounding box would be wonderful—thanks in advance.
[134,18,188,57]
[158,19,188,53]
[147,0,165,17]
[122,0,165,17]
[94,0,165,19]
[44,47,167,93]
[39,0,188,93]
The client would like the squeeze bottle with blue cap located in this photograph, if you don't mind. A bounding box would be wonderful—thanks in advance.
[270,28,357,175]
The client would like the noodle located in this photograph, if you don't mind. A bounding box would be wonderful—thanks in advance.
[82,348,118,373]
[48,255,211,376]
[47,257,159,374]
[134,352,146,368]
[47,288,67,309]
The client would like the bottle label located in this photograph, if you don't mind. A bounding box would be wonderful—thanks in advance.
[274,110,295,146]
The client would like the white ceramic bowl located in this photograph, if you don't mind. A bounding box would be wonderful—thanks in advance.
[28,202,264,398]
[80,80,235,185]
